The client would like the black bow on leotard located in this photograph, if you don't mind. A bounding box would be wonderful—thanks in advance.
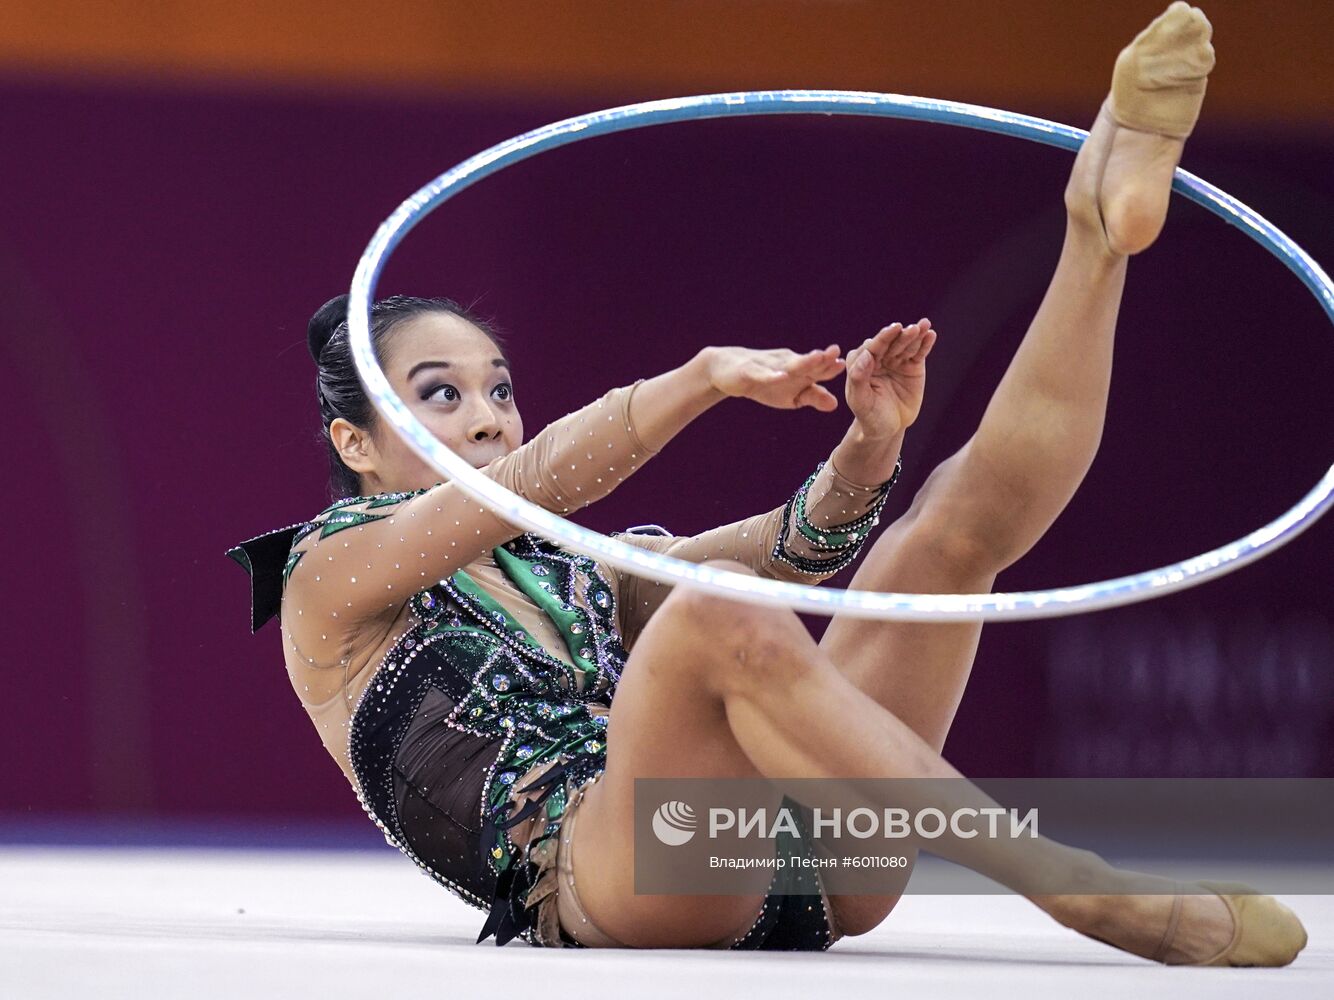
[225,523,311,633]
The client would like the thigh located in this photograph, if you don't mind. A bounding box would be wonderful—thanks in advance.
[570,562,782,948]
[818,453,1001,935]
[821,450,1001,756]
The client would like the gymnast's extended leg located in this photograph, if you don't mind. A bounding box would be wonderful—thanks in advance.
[564,559,1274,963]
[815,2,1219,937]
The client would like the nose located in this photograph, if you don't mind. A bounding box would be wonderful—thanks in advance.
[467,399,502,443]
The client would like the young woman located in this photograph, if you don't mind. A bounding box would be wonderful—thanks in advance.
[228,2,1307,964]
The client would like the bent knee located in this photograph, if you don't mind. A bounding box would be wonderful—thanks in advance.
[663,558,775,637]
[905,509,1007,578]
[656,560,752,624]
[661,560,810,686]
[903,469,1014,577]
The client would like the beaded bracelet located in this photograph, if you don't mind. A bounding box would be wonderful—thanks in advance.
[793,456,902,550]
[771,456,902,575]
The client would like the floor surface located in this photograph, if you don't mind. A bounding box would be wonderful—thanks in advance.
[2,846,1329,998]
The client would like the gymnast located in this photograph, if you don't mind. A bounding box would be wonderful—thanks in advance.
[228,2,1307,963]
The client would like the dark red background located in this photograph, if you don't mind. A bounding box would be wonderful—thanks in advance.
[3,71,1330,833]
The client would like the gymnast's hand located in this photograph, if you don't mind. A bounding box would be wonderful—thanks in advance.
[844,318,936,439]
[703,344,845,412]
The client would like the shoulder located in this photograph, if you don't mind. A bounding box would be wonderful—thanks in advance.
[296,486,432,544]
[285,484,440,579]
[313,484,436,522]
[224,485,435,633]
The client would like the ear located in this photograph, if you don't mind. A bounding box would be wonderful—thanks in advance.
[330,417,377,475]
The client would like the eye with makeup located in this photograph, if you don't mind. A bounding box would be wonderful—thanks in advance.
[421,381,514,404]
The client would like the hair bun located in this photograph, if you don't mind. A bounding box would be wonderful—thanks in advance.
[307,294,351,363]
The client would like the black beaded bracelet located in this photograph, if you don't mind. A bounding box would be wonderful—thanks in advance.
[770,456,902,575]
[793,456,901,549]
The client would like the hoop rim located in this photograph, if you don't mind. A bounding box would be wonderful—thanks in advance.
[346,89,1333,622]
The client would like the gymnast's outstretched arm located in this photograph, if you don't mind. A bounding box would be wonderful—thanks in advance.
[605,462,886,651]
[607,318,935,649]
[279,344,846,670]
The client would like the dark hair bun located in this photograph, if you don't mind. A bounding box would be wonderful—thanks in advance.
[307,294,351,363]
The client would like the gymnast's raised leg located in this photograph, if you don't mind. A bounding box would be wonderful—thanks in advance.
[816,0,1221,941]
[555,2,1302,966]
[574,544,1302,963]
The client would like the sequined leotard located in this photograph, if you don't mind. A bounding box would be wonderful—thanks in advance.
[226,378,900,948]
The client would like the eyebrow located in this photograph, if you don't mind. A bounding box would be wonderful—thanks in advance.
[407,358,509,379]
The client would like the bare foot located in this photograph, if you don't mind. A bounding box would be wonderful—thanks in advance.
[1099,2,1216,255]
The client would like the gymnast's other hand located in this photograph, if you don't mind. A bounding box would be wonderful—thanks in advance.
[702,344,845,412]
[844,318,936,439]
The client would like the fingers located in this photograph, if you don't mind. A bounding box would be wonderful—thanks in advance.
[733,344,847,411]
[753,352,839,384]
[898,318,933,364]
[858,317,936,369]
[796,383,839,412]
[783,344,844,378]
[863,323,902,365]
[862,321,914,364]
[847,344,875,379]
[887,325,918,363]
[907,328,937,364]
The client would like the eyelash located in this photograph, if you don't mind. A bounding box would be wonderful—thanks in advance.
[423,382,512,403]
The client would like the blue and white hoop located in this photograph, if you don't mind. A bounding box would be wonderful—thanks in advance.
[347,90,1332,622]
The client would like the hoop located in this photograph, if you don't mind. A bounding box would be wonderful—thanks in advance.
[347,90,1333,622]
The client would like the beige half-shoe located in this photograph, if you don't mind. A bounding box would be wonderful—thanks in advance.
[1185,880,1309,967]
[1109,1,1216,139]
[1072,879,1308,967]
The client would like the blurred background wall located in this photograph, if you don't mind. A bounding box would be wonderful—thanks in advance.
[1,0,1329,837]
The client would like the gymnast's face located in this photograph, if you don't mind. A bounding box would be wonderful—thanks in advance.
[333,311,523,495]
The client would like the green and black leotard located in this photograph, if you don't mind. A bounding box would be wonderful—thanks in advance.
[226,379,899,948]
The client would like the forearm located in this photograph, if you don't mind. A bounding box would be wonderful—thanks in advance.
[627,348,726,454]
[612,420,903,621]
[830,420,905,488]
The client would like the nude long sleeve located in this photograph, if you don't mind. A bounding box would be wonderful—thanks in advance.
[603,453,902,652]
[279,379,661,671]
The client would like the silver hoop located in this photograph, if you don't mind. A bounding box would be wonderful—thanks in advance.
[348,90,1332,622]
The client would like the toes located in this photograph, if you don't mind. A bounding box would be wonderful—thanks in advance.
[1176,5,1212,40]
